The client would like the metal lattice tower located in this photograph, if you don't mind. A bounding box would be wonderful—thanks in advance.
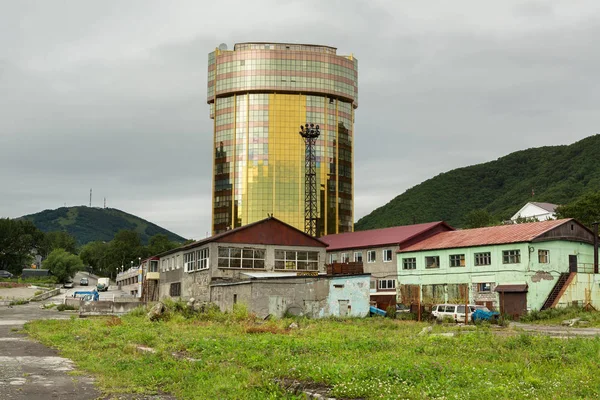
[299,123,320,237]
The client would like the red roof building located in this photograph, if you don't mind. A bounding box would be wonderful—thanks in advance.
[320,221,454,310]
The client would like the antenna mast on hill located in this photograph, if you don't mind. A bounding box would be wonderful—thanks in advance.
[104,198,106,209]
[90,188,92,207]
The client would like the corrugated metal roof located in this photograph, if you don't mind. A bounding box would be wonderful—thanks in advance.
[320,221,452,251]
[400,219,572,252]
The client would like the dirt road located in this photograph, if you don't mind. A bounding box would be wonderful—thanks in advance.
[0,302,101,399]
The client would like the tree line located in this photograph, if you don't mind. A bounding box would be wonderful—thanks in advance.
[0,218,187,282]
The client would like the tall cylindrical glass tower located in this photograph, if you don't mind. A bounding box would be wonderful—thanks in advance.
[207,43,358,236]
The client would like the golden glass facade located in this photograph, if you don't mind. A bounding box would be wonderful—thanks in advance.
[208,43,358,236]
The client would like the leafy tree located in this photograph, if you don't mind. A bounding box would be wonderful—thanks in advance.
[463,209,495,229]
[556,191,600,227]
[0,218,45,274]
[42,249,83,283]
[41,231,78,257]
[79,241,111,276]
[146,234,178,256]
[109,230,144,276]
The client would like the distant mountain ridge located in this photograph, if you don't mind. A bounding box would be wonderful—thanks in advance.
[355,134,600,230]
[21,206,186,245]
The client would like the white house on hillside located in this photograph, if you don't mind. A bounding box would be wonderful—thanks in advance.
[511,202,558,222]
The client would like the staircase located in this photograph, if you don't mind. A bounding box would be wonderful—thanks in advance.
[541,273,573,310]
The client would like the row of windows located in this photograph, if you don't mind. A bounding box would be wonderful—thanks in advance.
[184,248,210,272]
[370,280,493,293]
[328,249,551,270]
[329,249,393,264]
[214,60,356,80]
[401,250,549,270]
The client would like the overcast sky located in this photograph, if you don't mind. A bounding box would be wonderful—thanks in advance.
[1,0,599,239]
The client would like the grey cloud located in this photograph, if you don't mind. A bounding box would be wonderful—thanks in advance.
[1,0,600,237]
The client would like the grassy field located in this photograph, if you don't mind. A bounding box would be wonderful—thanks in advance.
[520,306,600,327]
[23,304,600,400]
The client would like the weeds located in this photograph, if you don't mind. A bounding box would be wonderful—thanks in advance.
[520,305,600,325]
[9,300,29,306]
[56,304,78,311]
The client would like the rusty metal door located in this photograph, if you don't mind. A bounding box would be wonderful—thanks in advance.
[500,292,527,319]
[569,255,577,273]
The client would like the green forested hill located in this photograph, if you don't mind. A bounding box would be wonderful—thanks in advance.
[20,206,186,245]
[355,134,600,230]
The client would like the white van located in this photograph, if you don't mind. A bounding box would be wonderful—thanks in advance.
[431,304,476,322]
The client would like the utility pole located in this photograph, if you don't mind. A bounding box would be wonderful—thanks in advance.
[299,123,320,237]
[89,188,92,207]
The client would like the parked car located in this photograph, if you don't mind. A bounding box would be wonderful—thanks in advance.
[63,280,74,289]
[471,306,500,322]
[432,304,477,323]
[0,270,13,278]
[80,277,89,286]
[396,304,411,314]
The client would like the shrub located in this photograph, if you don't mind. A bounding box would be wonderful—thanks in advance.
[34,290,44,296]
[520,305,583,322]
[396,312,417,321]
[385,306,396,319]
[57,304,78,311]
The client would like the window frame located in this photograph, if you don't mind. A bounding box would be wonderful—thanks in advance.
[353,252,363,263]
[378,279,396,290]
[402,257,416,270]
[275,249,319,271]
[383,249,393,262]
[169,282,181,297]
[449,254,465,267]
[329,253,338,264]
[218,246,266,269]
[425,256,440,269]
[502,250,521,264]
[367,250,376,263]
[340,252,349,263]
[196,247,210,270]
[538,249,549,264]
[478,282,492,293]
[184,251,196,272]
[474,252,491,266]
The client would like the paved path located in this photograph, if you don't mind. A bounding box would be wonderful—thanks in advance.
[0,302,101,399]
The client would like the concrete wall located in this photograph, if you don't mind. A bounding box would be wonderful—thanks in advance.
[30,288,60,301]
[325,275,370,317]
[210,274,370,319]
[79,300,143,315]
[397,240,594,311]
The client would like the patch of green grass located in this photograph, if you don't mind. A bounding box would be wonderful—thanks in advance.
[23,305,600,399]
[521,306,600,326]
[9,299,29,306]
